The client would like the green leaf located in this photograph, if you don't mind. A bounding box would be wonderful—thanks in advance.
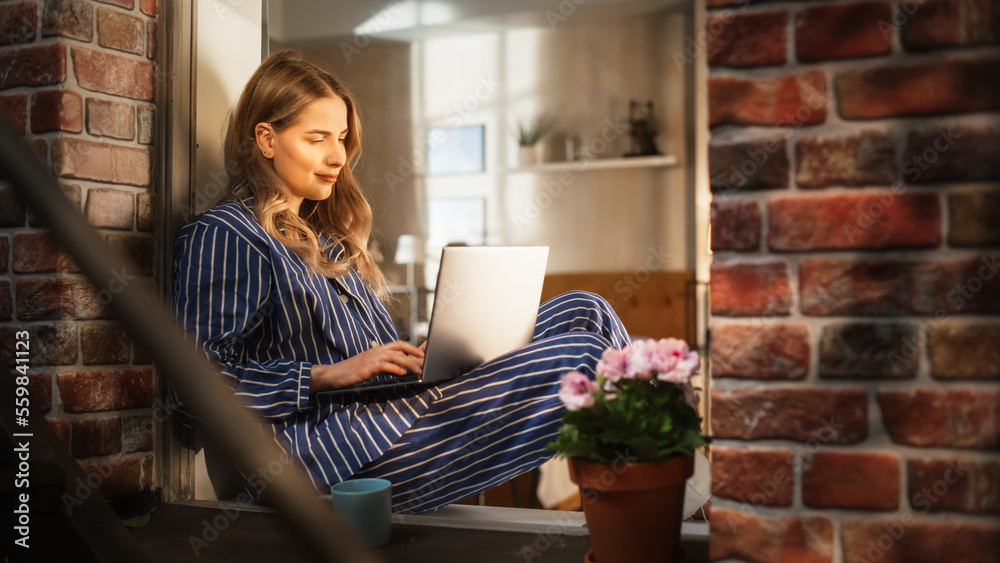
[624,435,660,461]
[121,512,152,528]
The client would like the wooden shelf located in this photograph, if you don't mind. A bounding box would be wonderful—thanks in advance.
[506,154,678,173]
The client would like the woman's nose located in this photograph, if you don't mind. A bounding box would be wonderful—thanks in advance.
[328,143,346,167]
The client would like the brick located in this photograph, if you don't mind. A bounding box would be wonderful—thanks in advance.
[53,138,150,187]
[140,0,156,17]
[902,0,999,50]
[842,519,1000,563]
[949,189,1000,246]
[710,262,791,316]
[711,387,869,443]
[86,98,136,140]
[49,419,70,448]
[710,324,808,380]
[123,414,153,453]
[0,93,28,133]
[819,322,919,379]
[803,451,899,510]
[908,458,1000,513]
[57,368,153,413]
[709,70,827,128]
[837,58,1000,119]
[145,19,155,60]
[12,231,77,273]
[28,182,80,228]
[0,43,67,89]
[903,123,1000,184]
[28,372,53,413]
[879,388,1000,448]
[769,192,941,251]
[796,2,893,62]
[709,509,834,563]
[0,281,10,321]
[79,457,142,500]
[130,338,151,364]
[929,323,1000,380]
[800,258,1000,316]
[796,129,897,188]
[935,255,1000,314]
[136,192,153,231]
[42,0,94,41]
[0,1,38,46]
[0,325,17,364]
[71,417,122,458]
[0,185,27,227]
[107,234,153,276]
[137,105,154,145]
[97,7,144,56]
[707,11,786,68]
[84,188,135,229]
[71,46,154,101]
[27,136,47,164]
[30,89,83,133]
[15,278,108,321]
[0,235,7,273]
[711,447,794,506]
[81,323,129,365]
[30,322,78,365]
[710,199,760,251]
[709,136,789,192]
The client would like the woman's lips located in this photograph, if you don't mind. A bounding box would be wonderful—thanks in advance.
[317,173,338,183]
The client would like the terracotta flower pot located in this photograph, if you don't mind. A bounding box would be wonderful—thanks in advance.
[568,455,695,563]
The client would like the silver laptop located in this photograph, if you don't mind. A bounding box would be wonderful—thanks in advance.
[321,246,549,395]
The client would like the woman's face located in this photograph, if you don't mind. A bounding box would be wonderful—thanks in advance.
[257,95,349,212]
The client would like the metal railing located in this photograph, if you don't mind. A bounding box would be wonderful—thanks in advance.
[0,116,381,562]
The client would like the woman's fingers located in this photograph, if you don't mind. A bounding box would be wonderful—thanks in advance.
[376,343,422,375]
[389,340,424,358]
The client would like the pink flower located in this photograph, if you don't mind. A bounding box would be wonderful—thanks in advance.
[625,339,656,380]
[596,348,628,383]
[558,371,598,411]
[653,338,700,384]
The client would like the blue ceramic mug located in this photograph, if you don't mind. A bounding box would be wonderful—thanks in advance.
[329,478,392,547]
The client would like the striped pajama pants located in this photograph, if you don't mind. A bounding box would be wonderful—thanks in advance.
[353,290,631,514]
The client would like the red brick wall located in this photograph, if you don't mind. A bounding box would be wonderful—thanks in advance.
[705,0,999,561]
[0,0,158,501]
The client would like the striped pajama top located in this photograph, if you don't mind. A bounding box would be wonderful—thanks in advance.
[169,198,443,493]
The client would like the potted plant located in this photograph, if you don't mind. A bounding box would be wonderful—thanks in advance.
[549,338,708,563]
[514,114,555,166]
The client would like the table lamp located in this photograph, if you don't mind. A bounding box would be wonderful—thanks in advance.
[394,234,423,286]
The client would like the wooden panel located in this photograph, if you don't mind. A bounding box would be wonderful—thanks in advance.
[541,271,696,342]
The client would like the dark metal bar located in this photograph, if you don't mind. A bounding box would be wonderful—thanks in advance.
[3,365,152,562]
[0,117,382,562]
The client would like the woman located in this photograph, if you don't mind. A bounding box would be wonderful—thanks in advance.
[170,51,630,513]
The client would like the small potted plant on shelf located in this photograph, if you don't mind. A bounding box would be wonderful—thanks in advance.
[514,113,555,166]
[548,337,708,563]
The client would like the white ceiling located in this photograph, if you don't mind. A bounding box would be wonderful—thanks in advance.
[270,0,687,47]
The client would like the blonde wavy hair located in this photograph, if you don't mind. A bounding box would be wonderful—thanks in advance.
[222,50,386,294]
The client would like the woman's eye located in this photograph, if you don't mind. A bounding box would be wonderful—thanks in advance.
[311,139,324,144]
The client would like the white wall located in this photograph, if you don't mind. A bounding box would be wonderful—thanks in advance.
[298,9,693,285]
[192,0,265,215]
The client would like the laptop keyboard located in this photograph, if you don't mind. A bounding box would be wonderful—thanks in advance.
[347,374,421,391]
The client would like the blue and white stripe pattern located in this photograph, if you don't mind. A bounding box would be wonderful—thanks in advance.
[170,199,630,511]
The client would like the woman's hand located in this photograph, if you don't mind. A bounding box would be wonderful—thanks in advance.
[310,341,425,392]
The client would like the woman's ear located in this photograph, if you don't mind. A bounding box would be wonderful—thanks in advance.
[254,122,275,159]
